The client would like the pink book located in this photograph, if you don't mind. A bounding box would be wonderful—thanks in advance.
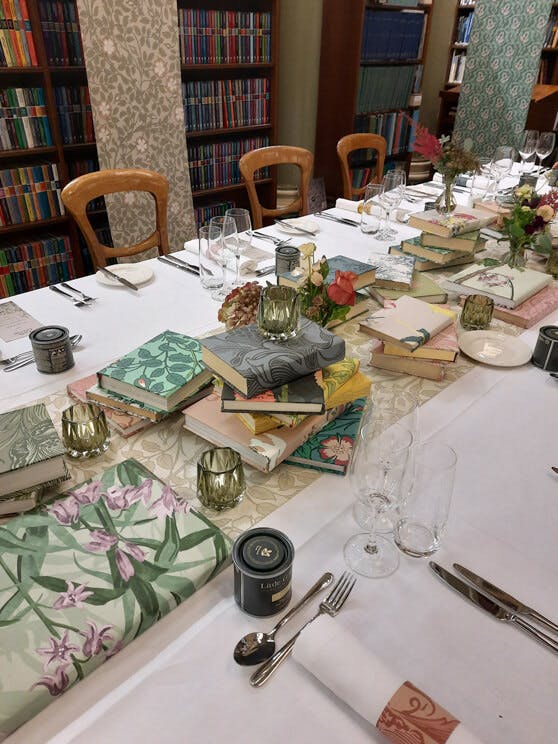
[183,392,346,472]
[67,375,152,438]
[460,285,558,329]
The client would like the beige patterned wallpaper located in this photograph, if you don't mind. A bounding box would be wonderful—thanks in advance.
[76,0,196,256]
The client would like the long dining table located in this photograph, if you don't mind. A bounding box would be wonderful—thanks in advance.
[1,186,558,744]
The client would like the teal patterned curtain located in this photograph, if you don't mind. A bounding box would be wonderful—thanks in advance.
[453,0,553,157]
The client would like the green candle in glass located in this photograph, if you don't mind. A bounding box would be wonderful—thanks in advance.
[197,447,245,511]
[61,403,110,459]
[460,294,494,331]
[257,285,300,341]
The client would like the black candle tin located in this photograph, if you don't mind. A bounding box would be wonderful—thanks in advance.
[532,325,558,372]
[29,326,74,374]
[232,527,294,616]
[275,245,300,276]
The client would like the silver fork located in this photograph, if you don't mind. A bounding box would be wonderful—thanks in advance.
[1,334,82,368]
[49,284,88,307]
[249,571,357,687]
[60,282,97,303]
[251,231,292,247]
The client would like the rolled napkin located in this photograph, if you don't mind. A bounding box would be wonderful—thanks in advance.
[335,197,363,213]
[292,620,484,744]
[183,240,274,275]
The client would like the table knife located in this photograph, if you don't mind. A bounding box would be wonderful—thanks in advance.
[453,563,558,636]
[161,254,200,273]
[99,266,139,291]
[315,212,359,227]
[273,219,316,236]
[157,256,199,276]
[430,562,558,655]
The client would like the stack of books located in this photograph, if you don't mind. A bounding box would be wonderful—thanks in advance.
[0,403,68,517]
[67,330,214,438]
[185,319,371,475]
[359,295,458,381]
[389,207,493,271]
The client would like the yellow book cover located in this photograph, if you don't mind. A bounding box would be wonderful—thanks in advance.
[326,371,371,409]
[236,411,281,435]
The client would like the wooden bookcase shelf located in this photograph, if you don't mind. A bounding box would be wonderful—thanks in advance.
[314,0,434,200]
[191,178,272,199]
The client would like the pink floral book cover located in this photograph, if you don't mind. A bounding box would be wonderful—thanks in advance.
[0,459,230,738]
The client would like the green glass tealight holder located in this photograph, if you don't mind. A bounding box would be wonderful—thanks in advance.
[257,285,300,341]
[197,447,245,511]
[61,403,110,459]
[460,294,494,331]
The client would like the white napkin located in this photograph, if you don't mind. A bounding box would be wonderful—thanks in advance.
[335,198,363,213]
[292,620,484,744]
[182,240,274,275]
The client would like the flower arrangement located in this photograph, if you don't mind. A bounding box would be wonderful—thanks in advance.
[411,123,480,179]
[298,243,356,327]
[496,184,556,268]
[217,281,262,330]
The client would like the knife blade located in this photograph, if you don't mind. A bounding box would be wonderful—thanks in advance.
[99,266,139,291]
[157,256,199,276]
[161,254,200,272]
[453,563,558,636]
[315,212,359,227]
[429,562,558,655]
[273,219,316,236]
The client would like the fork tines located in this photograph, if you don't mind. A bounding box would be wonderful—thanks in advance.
[327,571,357,608]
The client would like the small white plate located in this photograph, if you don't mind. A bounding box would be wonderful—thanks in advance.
[95,263,154,287]
[274,217,320,235]
[458,330,532,367]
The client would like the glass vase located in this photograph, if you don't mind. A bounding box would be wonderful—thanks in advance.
[434,174,457,216]
[502,236,527,269]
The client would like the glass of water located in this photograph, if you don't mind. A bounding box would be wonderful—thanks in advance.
[360,182,383,235]
[199,225,225,300]
[225,207,252,287]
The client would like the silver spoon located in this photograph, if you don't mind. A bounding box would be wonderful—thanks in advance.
[1,334,82,366]
[233,572,333,666]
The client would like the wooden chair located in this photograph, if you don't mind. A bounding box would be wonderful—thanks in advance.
[61,168,169,268]
[239,145,313,229]
[337,133,387,200]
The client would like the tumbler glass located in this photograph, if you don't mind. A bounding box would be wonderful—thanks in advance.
[199,225,225,298]
[257,285,300,341]
[460,294,494,330]
[360,183,383,235]
[197,447,245,511]
[61,403,110,459]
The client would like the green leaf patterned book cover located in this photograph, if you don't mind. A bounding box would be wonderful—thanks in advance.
[0,458,231,738]
[285,398,366,475]
[98,330,213,411]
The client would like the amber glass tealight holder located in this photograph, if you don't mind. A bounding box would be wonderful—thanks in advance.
[460,294,494,331]
[61,403,110,459]
[197,447,245,511]
[257,285,300,341]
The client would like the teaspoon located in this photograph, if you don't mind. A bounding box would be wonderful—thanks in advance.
[233,571,333,666]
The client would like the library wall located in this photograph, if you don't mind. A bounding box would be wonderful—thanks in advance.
[76,0,196,254]
[453,0,553,156]
[420,1,457,132]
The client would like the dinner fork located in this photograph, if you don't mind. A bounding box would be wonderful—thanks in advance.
[249,571,357,687]
[251,231,292,247]
[60,282,97,303]
[49,284,88,307]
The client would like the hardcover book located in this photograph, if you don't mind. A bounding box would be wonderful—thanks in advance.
[408,208,495,238]
[383,322,459,362]
[285,398,367,475]
[201,318,345,398]
[388,245,477,272]
[221,370,325,414]
[0,403,67,498]
[400,236,472,265]
[444,264,553,309]
[367,252,415,290]
[359,295,456,351]
[459,285,558,329]
[369,340,445,381]
[183,392,347,472]
[366,272,448,304]
[98,330,213,411]
[278,255,376,291]
[420,228,481,252]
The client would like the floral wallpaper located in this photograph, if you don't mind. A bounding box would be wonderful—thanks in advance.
[76,0,196,256]
[453,0,553,157]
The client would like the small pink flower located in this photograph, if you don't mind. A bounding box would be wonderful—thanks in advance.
[86,529,118,553]
[49,498,80,525]
[81,620,113,657]
[137,377,147,388]
[71,481,102,505]
[115,548,135,581]
[122,541,145,563]
[36,631,79,671]
[53,581,93,610]
[150,485,190,517]
[31,665,70,697]
[135,479,153,505]
[104,484,142,511]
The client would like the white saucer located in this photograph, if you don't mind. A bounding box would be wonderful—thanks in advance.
[274,217,320,235]
[458,330,532,367]
[95,263,154,287]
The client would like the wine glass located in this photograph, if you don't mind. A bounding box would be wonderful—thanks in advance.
[535,132,556,171]
[344,421,413,578]
[376,170,406,241]
[209,215,236,298]
[225,207,252,287]
[489,146,515,195]
[518,130,538,173]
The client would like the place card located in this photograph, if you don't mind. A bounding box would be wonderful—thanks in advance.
[0,301,42,342]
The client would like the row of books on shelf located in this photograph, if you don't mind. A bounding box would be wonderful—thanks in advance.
[67,156,106,211]
[356,65,417,114]
[455,11,474,44]
[361,9,425,62]
[183,78,270,132]
[178,9,272,65]
[54,85,94,144]
[448,51,466,84]
[187,135,269,192]
[543,8,558,48]
[0,0,37,67]
[354,108,419,155]
[0,162,63,226]
[194,200,234,229]
[0,87,52,150]
[0,234,75,298]
[38,0,84,66]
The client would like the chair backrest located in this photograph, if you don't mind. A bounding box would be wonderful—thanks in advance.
[337,133,387,200]
[61,168,169,268]
[239,145,313,229]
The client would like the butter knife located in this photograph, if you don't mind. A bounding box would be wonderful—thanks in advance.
[453,563,558,636]
[430,562,558,655]
[273,219,316,236]
[314,212,359,227]
[161,254,200,273]
[99,266,139,291]
[157,255,199,276]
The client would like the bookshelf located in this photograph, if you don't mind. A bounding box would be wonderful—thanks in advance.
[178,0,279,228]
[313,0,434,201]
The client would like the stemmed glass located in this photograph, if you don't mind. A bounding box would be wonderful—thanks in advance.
[225,207,252,287]
[518,130,538,173]
[376,170,406,241]
[489,146,515,196]
[535,132,556,171]
[209,215,237,295]
[344,421,413,578]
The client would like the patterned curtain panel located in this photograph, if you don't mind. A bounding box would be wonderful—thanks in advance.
[76,0,196,255]
[453,0,553,157]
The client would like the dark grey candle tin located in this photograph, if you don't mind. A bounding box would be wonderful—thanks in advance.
[275,245,300,276]
[232,527,294,616]
[29,326,75,374]
[532,325,558,372]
